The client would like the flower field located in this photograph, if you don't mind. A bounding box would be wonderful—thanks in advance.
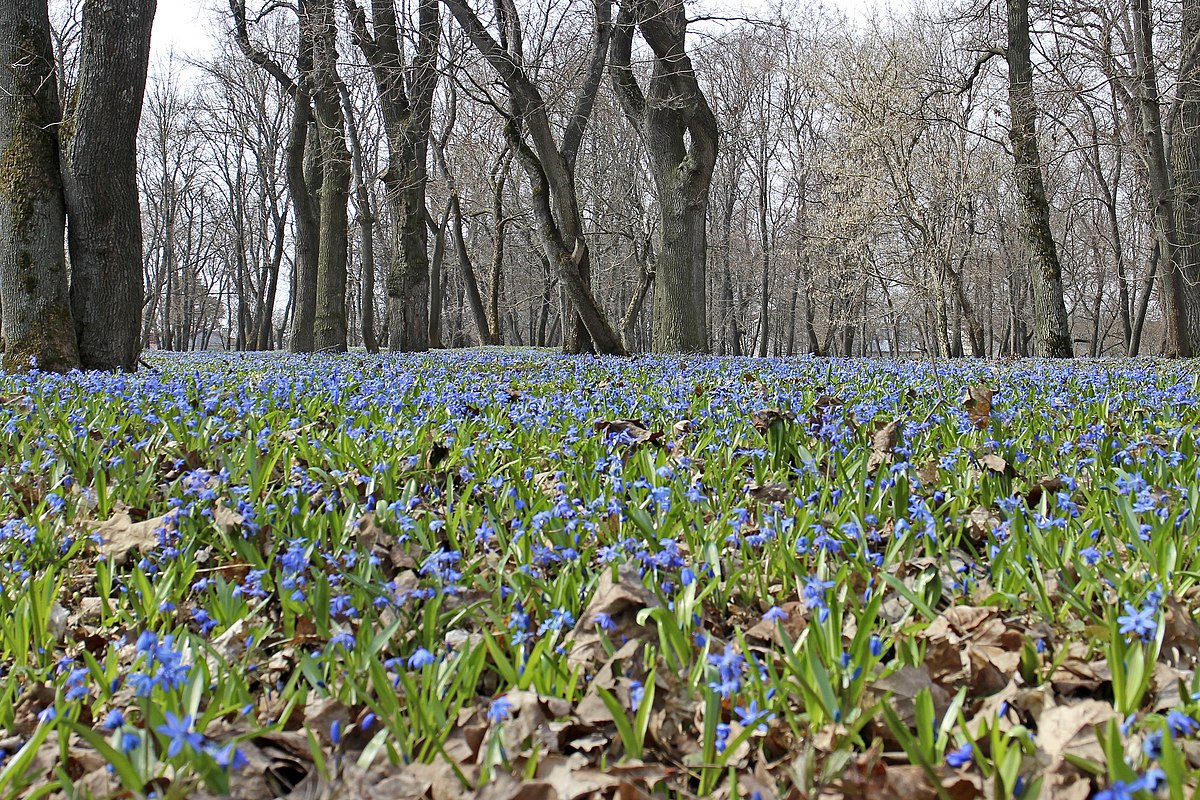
[1,351,1199,799]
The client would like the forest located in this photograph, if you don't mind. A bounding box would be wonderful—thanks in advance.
[6,0,1200,366]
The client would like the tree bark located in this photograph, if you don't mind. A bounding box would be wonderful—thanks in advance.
[1173,0,1200,353]
[229,0,320,353]
[1132,0,1190,355]
[0,0,80,372]
[307,0,349,352]
[1005,0,1073,358]
[611,0,716,353]
[347,0,440,352]
[442,0,626,355]
[62,0,156,370]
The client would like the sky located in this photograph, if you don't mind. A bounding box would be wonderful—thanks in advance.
[149,0,217,65]
[147,0,877,66]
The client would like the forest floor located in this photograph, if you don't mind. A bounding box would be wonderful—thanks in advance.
[0,351,1197,799]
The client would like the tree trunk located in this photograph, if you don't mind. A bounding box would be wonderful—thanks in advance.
[1173,0,1200,352]
[0,0,80,372]
[62,0,156,371]
[1132,0,1190,355]
[346,0,439,353]
[610,0,715,353]
[307,0,348,353]
[338,80,379,353]
[1005,0,1073,358]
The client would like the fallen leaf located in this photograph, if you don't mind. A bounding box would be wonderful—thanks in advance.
[962,384,993,429]
[91,509,173,565]
[867,420,901,472]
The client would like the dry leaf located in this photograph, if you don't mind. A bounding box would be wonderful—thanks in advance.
[91,509,173,565]
[962,384,993,429]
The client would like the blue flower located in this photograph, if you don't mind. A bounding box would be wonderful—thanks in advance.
[207,741,249,769]
[1168,709,1199,738]
[488,695,513,723]
[593,612,617,631]
[761,605,788,623]
[155,712,205,758]
[1117,603,1157,642]
[734,700,774,732]
[101,710,125,730]
[945,742,972,768]
[407,648,435,669]
[630,680,645,712]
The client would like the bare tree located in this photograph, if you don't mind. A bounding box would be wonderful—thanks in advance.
[610,0,717,353]
[0,0,79,372]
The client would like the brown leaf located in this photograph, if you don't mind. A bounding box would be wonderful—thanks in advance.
[569,566,658,670]
[870,665,951,730]
[1036,699,1118,763]
[916,460,940,486]
[920,606,1024,695]
[868,420,901,472]
[213,504,243,536]
[752,408,796,435]
[977,453,1011,476]
[962,384,993,429]
[595,419,663,447]
[91,509,173,565]
[747,482,793,504]
[1024,476,1065,508]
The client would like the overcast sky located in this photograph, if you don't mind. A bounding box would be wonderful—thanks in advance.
[147,0,876,66]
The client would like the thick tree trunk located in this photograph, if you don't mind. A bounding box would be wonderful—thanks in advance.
[62,0,156,371]
[0,0,80,372]
[611,0,715,354]
[307,0,348,353]
[1173,0,1200,353]
[1006,0,1073,358]
[346,0,439,353]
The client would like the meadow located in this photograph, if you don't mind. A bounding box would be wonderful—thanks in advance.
[0,350,1197,799]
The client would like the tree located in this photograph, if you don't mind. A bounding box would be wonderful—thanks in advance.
[230,0,322,353]
[1173,0,1200,354]
[0,0,79,372]
[442,0,626,355]
[610,0,717,353]
[61,0,156,370]
[347,0,441,352]
[307,0,350,352]
[1005,0,1073,357]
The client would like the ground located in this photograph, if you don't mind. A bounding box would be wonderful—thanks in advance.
[0,350,1196,799]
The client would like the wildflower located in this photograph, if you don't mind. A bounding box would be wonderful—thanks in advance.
[1143,728,1163,759]
[714,722,731,753]
[945,742,973,768]
[488,695,514,723]
[102,710,126,730]
[330,720,343,746]
[734,700,774,732]
[707,643,746,698]
[593,612,617,631]
[1117,602,1158,642]
[208,741,249,770]
[407,648,435,669]
[761,606,788,623]
[1168,709,1200,738]
[630,680,645,712]
[155,712,205,758]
